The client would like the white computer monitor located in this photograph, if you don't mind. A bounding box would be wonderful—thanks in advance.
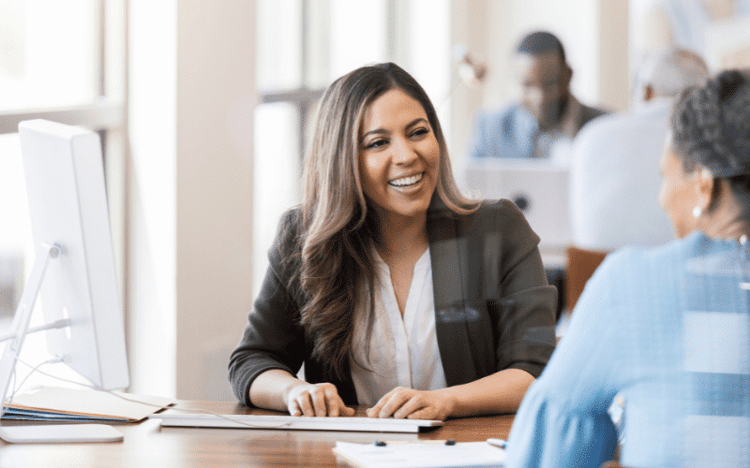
[0,119,129,442]
[461,158,572,251]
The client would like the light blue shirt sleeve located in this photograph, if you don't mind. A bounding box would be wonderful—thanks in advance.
[505,252,625,467]
[505,232,750,468]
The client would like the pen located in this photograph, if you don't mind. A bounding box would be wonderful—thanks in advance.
[373,439,456,446]
[486,438,507,449]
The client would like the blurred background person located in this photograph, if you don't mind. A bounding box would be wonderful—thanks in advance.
[465,30,607,162]
[505,69,750,468]
[569,48,711,251]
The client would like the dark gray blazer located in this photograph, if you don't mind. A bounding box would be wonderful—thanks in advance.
[229,198,557,406]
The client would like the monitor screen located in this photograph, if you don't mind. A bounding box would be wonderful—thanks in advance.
[460,158,572,250]
[8,119,129,394]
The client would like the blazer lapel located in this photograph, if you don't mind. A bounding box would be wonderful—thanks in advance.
[427,201,482,386]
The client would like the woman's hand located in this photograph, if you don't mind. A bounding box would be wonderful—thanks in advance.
[366,387,456,420]
[284,382,355,417]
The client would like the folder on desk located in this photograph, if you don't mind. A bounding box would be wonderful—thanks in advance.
[1,386,174,423]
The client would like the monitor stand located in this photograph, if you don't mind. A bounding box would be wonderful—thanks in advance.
[0,244,122,444]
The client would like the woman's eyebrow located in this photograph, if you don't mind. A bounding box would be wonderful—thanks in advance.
[361,118,428,139]
[361,128,388,139]
[405,117,428,129]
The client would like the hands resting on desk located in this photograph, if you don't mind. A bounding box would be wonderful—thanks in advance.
[286,382,453,419]
[284,382,355,417]
[254,369,454,419]
[252,368,534,419]
[365,387,455,420]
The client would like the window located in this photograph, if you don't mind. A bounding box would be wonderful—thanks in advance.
[253,0,450,294]
[0,0,125,390]
[0,1,99,111]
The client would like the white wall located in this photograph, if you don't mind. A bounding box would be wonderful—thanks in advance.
[174,1,255,402]
[128,0,178,398]
[128,0,255,401]
[448,0,487,166]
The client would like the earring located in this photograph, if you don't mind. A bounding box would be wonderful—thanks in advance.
[692,206,703,218]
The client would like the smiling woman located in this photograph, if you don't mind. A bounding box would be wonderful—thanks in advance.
[358,89,440,227]
[229,62,557,421]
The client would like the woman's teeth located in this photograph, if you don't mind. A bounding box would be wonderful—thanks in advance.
[389,173,423,187]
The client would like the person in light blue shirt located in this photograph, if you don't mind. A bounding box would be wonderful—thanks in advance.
[466,31,607,161]
[505,69,750,467]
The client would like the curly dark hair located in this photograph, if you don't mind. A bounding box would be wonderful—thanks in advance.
[671,69,750,196]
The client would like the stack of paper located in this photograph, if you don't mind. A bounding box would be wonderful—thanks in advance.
[2,386,174,423]
[333,440,506,468]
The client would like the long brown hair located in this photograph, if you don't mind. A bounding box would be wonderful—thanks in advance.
[298,62,477,379]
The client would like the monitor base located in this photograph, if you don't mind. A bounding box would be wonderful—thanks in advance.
[0,424,123,443]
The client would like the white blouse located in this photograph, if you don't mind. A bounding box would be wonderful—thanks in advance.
[349,249,447,406]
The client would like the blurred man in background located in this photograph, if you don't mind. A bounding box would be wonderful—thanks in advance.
[466,30,607,161]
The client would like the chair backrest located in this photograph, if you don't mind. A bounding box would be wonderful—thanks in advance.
[566,246,609,312]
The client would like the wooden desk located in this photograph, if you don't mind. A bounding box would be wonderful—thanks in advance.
[0,401,514,467]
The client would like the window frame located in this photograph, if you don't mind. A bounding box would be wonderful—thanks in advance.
[257,0,399,159]
[0,0,127,322]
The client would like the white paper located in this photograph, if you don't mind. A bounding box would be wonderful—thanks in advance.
[333,441,506,468]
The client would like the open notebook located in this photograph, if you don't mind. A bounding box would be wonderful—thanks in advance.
[2,386,174,423]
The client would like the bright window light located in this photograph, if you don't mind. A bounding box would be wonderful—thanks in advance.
[0,0,99,111]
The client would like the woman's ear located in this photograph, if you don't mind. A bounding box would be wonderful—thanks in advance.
[695,167,715,212]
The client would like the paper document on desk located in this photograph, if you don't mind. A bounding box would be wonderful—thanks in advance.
[2,386,174,422]
[333,441,505,468]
